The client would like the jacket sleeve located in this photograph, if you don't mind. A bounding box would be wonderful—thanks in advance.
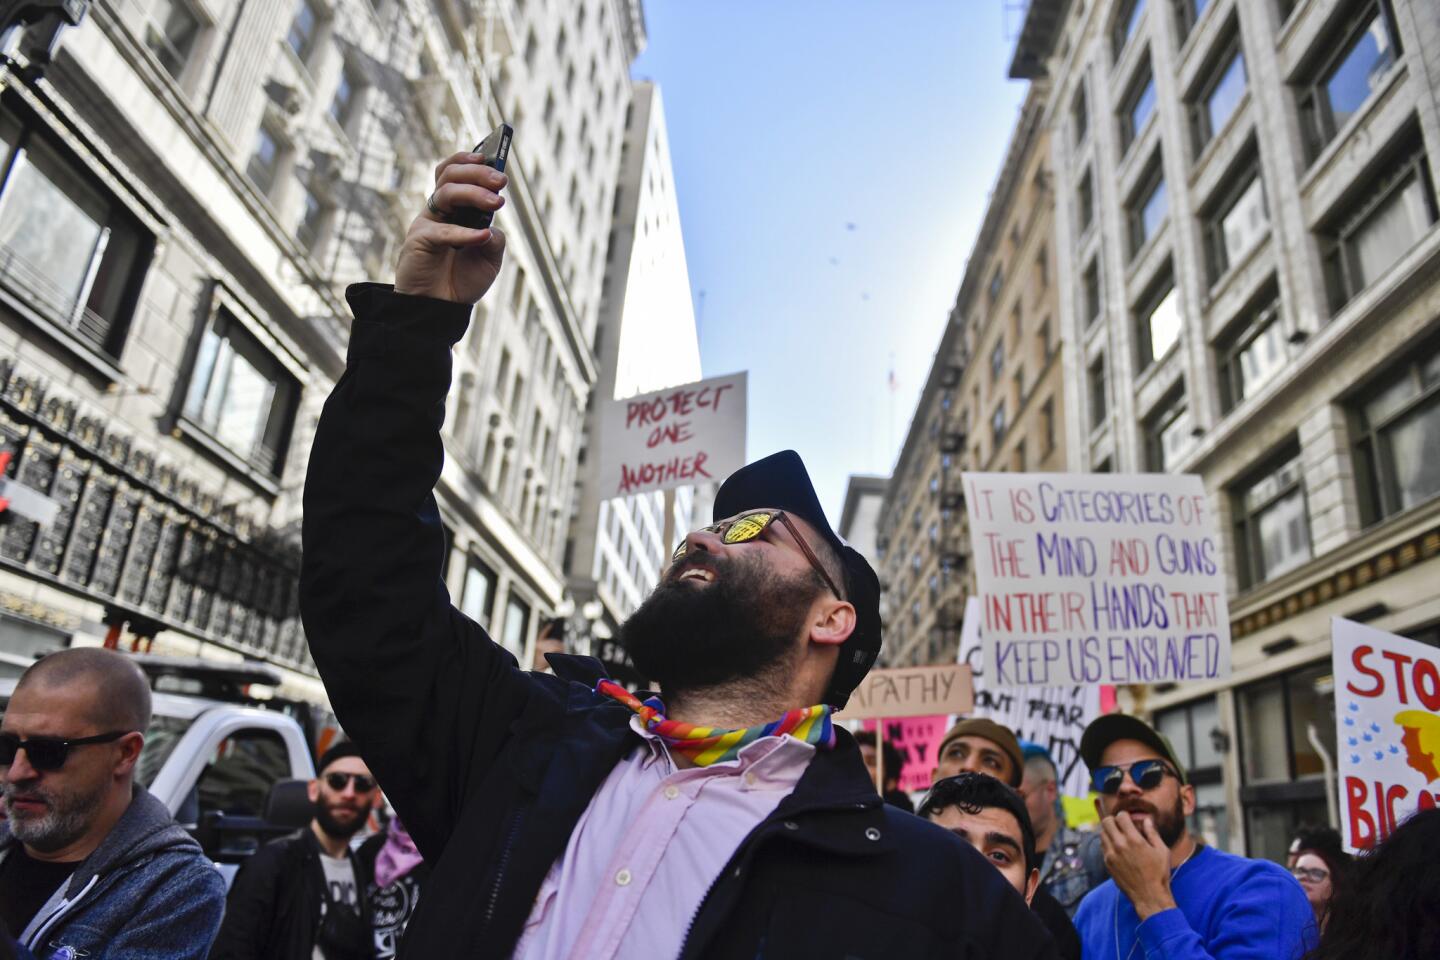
[101,857,225,960]
[207,845,282,960]
[300,283,536,860]
[1134,868,1319,960]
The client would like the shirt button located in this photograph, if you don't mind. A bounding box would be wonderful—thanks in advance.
[615,868,632,886]
[664,786,680,800]
[744,772,758,787]
[783,820,800,831]
[864,827,882,841]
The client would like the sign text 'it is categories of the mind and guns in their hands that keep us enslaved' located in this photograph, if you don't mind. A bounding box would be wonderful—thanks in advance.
[962,472,1231,687]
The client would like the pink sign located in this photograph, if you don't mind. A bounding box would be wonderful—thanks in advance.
[863,715,951,793]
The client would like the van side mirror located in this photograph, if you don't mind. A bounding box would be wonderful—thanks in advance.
[193,779,314,862]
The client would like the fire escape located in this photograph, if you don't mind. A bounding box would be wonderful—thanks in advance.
[933,358,969,662]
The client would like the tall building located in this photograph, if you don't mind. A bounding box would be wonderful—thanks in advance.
[0,0,645,697]
[838,473,888,572]
[1012,0,1440,858]
[567,80,702,672]
[878,84,1063,668]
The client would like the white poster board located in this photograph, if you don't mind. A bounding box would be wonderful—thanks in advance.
[596,372,747,498]
[961,472,1230,686]
[956,596,1101,798]
[1332,616,1440,853]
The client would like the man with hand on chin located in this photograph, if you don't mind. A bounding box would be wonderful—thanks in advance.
[300,150,1055,959]
[1073,714,1316,959]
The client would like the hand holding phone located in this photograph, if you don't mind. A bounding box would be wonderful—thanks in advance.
[449,123,513,231]
[394,126,514,304]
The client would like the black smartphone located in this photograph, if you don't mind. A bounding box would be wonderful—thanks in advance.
[451,122,513,231]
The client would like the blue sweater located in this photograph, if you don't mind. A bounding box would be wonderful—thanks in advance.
[1074,844,1317,960]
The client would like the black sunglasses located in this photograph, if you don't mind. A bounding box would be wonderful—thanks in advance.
[1092,759,1177,795]
[325,772,376,793]
[0,730,131,772]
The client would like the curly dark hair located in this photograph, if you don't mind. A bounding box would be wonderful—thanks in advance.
[1304,809,1440,960]
[917,772,1038,875]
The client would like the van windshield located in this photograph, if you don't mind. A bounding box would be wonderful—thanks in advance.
[135,715,196,787]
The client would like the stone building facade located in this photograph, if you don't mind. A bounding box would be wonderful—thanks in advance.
[566,79,702,679]
[0,0,647,699]
[1012,0,1440,858]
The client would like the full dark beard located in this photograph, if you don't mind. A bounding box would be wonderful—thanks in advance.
[315,800,367,840]
[619,552,823,694]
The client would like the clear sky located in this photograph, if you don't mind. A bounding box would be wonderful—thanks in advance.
[631,0,1031,526]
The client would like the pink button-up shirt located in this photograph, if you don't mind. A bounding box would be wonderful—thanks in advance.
[512,716,816,960]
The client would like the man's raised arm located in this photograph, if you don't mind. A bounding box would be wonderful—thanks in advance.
[300,151,512,857]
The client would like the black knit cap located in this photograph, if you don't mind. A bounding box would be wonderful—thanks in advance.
[316,739,364,775]
[712,450,882,709]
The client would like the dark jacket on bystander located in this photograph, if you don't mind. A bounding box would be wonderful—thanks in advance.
[299,283,1058,960]
[1,785,224,959]
[208,829,371,960]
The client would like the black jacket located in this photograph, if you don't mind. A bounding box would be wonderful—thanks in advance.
[300,283,1058,960]
[209,829,370,960]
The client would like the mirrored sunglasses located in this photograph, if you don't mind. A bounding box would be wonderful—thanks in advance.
[1092,758,1175,795]
[671,510,781,564]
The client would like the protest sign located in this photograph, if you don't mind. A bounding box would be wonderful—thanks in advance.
[837,664,973,721]
[1332,617,1440,853]
[596,372,747,498]
[862,716,950,793]
[956,596,1101,798]
[961,472,1230,686]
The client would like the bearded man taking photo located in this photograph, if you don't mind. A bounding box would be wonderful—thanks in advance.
[299,150,1054,959]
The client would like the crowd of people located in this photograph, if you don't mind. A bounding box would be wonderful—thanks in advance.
[0,149,1437,959]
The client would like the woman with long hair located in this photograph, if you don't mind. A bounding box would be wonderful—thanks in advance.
[1304,808,1440,960]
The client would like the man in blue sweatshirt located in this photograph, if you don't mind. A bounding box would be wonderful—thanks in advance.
[1074,714,1317,960]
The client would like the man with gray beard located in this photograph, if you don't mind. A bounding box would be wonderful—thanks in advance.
[0,647,224,957]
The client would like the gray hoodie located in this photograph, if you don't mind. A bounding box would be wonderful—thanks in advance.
[1,785,225,959]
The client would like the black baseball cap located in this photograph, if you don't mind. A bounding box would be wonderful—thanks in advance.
[1079,713,1188,784]
[712,450,882,709]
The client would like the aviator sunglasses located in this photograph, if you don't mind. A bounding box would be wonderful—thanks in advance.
[671,509,844,601]
[1091,758,1178,795]
[325,772,377,793]
[0,730,131,771]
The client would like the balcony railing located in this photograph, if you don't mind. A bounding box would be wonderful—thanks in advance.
[0,360,309,670]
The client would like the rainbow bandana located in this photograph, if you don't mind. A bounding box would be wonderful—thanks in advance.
[596,679,837,766]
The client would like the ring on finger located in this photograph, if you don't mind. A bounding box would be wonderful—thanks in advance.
[426,191,445,219]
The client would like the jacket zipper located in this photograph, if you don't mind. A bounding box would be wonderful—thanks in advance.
[25,874,100,951]
[478,803,527,949]
[677,796,879,958]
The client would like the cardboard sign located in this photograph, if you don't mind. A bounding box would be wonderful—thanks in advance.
[1333,617,1440,853]
[596,372,747,498]
[837,664,973,721]
[863,716,950,793]
[961,472,1230,686]
[956,596,1102,799]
